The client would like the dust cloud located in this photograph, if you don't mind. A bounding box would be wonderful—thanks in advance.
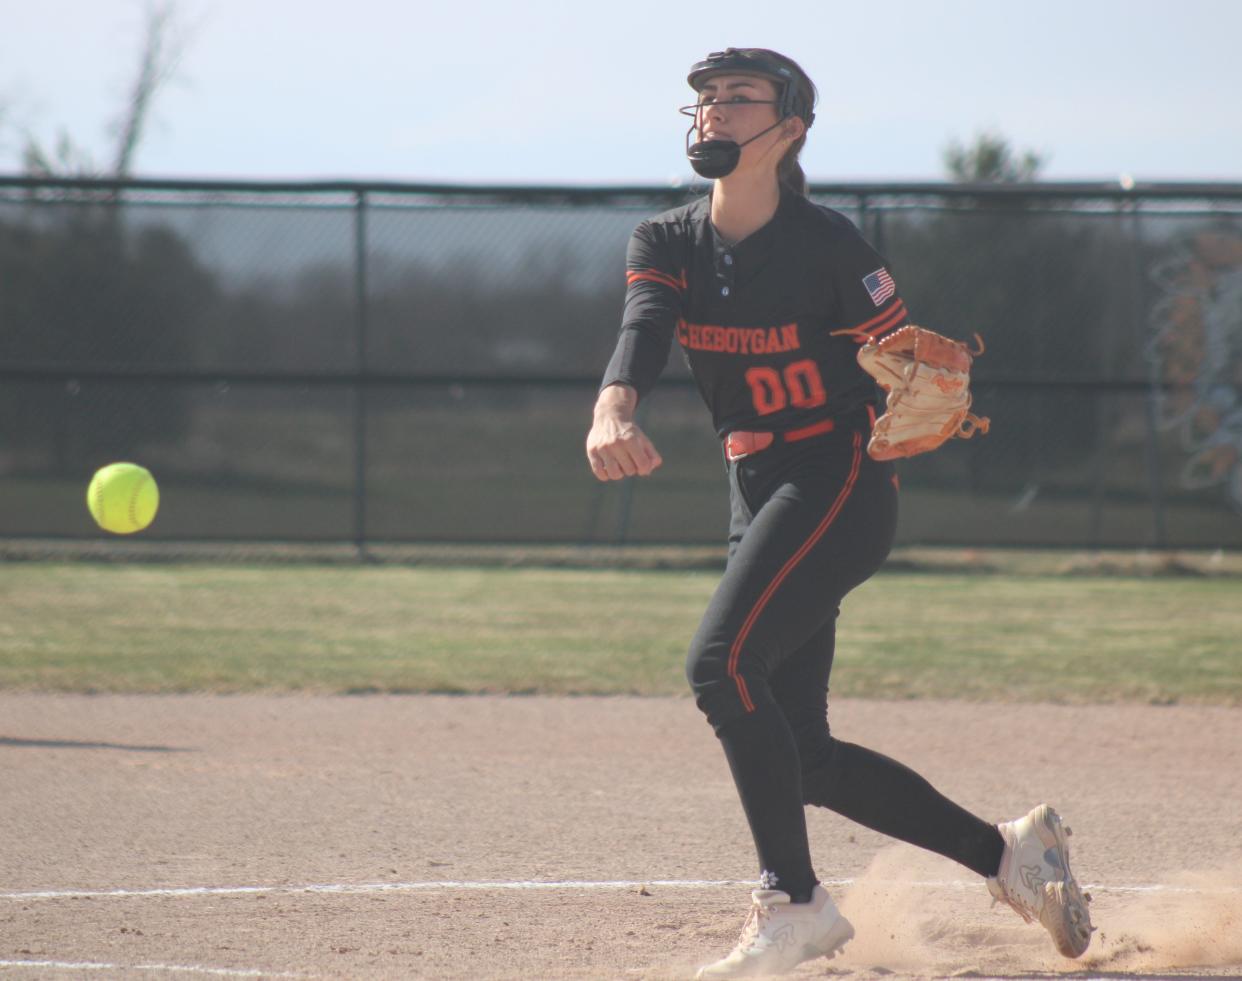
[1085,861,1242,973]
[833,846,1242,977]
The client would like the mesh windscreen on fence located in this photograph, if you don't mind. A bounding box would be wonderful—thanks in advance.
[2,178,1241,547]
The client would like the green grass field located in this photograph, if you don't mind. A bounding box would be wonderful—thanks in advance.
[2,562,1238,703]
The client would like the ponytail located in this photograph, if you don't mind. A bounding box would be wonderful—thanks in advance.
[779,154,808,197]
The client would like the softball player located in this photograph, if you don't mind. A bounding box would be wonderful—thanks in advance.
[585,48,1093,978]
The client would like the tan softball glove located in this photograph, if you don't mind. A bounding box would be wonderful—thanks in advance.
[857,325,990,460]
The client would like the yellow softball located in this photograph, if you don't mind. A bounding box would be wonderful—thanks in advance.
[87,463,160,535]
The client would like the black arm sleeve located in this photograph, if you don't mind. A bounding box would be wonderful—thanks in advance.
[598,221,684,400]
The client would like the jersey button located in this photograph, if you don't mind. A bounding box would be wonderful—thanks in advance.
[723,254,733,266]
[721,286,730,297]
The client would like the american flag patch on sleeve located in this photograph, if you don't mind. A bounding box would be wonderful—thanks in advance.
[862,267,897,307]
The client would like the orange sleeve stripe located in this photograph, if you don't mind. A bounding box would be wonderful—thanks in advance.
[859,302,909,340]
[830,300,909,344]
[851,299,908,335]
[626,268,687,292]
[626,269,685,291]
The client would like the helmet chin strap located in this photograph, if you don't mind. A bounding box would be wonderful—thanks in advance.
[686,117,789,180]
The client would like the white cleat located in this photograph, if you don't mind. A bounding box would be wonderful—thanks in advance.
[987,803,1094,958]
[695,884,854,979]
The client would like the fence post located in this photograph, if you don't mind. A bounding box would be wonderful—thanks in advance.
[1087,206,1128,548]
[353,189,370,556]
[865,192,885,256]
[1130,202,1167,547]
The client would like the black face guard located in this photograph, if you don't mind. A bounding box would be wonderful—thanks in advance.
[680,102,789,180]
[682,48,814,179]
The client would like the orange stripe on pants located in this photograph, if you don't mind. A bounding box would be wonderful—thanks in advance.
[726,431,864,712]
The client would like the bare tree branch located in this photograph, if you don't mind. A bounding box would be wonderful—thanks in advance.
[21,126,96,178]
[8,1,190,178]
[111,0,188,177]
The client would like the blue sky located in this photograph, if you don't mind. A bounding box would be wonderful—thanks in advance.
[2,0,1240,184]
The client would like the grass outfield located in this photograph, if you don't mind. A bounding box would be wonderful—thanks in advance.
[2,562,1239,703]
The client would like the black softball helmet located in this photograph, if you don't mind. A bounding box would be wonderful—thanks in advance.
[682,48,815,179]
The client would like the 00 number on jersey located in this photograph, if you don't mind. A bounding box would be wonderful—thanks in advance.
[744,359,827,416]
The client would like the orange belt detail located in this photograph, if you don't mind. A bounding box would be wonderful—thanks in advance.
[724,419,835,461]
[725,431,774,461]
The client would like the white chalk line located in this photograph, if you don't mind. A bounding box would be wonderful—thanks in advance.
[2,877,1237,902]
[0,959,304,977]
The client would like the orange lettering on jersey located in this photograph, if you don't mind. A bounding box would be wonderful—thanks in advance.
[677,322,801,354]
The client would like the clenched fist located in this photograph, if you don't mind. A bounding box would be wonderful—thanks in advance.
[585,384,663,480]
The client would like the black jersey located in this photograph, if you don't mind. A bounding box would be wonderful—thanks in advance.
[601,189,910,438]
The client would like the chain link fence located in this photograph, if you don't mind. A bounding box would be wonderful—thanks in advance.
[3,177,1241,548]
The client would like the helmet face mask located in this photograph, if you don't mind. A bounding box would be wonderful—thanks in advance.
[682,48,814,179]
[677,96,783,123]
[686,49,815,127]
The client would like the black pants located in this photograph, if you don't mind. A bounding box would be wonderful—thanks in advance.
[685,423,1002,901]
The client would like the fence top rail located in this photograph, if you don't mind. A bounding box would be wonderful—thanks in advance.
[3,174,1242,202]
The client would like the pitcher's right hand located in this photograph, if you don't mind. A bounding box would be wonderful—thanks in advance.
[586,384,663,481]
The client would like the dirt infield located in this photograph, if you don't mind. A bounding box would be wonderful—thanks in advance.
[3,694,1241,979]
